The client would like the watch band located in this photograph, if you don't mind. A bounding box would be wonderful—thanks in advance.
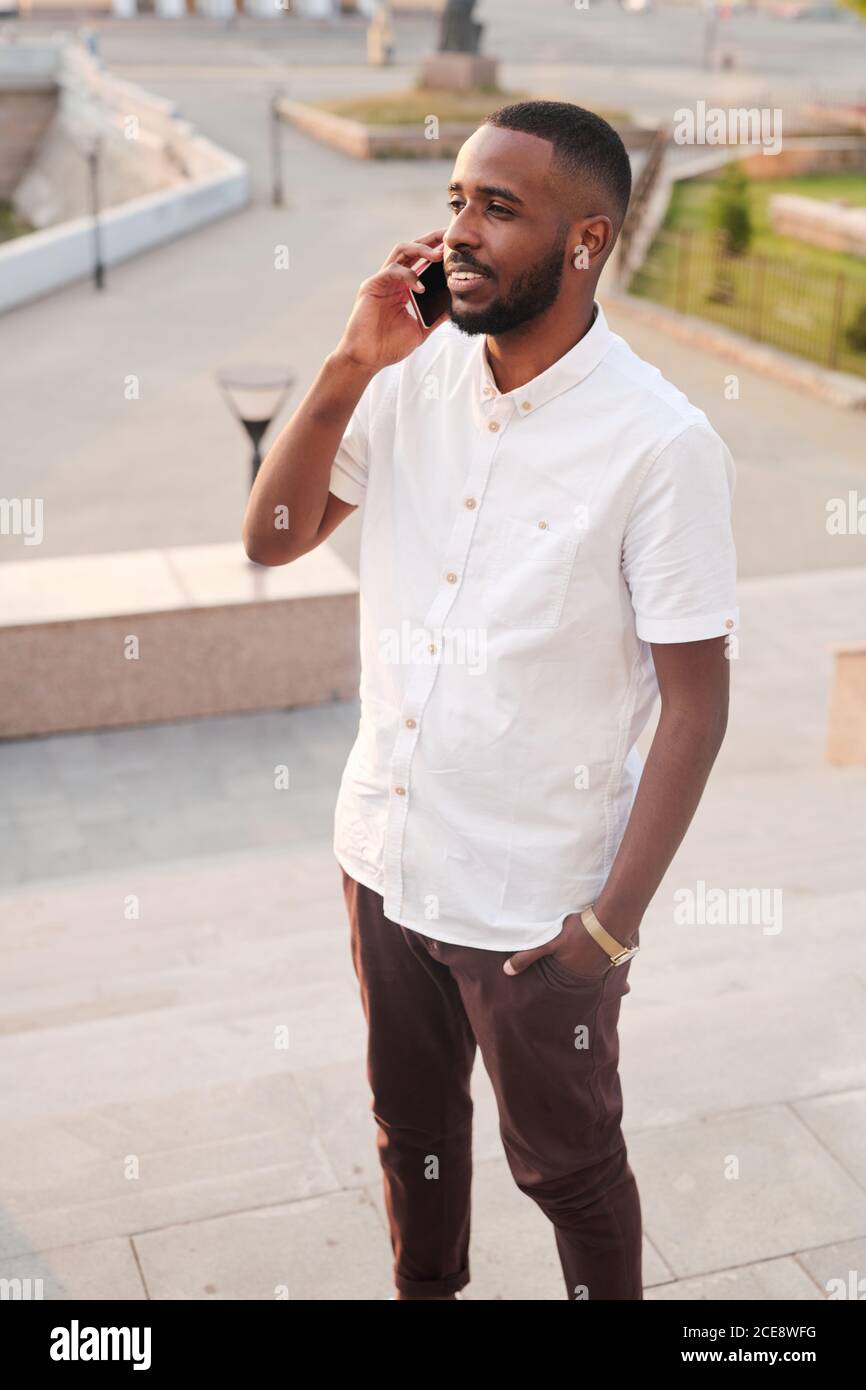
[579,904,640,966]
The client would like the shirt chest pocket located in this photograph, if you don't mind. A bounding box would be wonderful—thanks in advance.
[489,516,581,629]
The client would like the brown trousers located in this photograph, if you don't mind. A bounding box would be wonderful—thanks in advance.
[341,867,643,1300]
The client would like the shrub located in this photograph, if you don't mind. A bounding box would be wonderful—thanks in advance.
[845,303,866,353]
[708,162,752,257]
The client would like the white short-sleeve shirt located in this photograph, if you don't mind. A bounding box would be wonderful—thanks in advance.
[329,301,739,951]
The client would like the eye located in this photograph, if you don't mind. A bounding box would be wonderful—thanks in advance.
[448,198,511,217]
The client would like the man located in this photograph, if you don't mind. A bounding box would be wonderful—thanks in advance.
[242,101,738,1301]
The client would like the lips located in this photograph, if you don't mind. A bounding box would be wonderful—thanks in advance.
[446,266,491,295]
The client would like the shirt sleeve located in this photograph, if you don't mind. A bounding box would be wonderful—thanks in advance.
[328,378,374,507]
[621,420,739,643]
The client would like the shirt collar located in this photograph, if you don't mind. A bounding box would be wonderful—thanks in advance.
[476,300,614,412]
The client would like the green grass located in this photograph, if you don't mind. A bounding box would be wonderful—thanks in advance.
[661,172,866,282]
[632,173,866,377]
[0,201,32,244]
[314,88,629,127]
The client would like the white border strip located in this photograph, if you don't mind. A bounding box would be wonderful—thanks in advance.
[0,140,248,314]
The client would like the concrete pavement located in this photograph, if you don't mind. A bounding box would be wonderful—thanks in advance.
[1,565,865,1298]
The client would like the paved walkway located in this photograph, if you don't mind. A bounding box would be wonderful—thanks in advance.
[3,17,866,578]
[1,564,865,1298]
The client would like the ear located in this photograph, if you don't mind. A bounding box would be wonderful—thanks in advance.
[571,214,614,268]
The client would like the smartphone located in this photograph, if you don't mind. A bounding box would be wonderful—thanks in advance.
[407,256,451,330]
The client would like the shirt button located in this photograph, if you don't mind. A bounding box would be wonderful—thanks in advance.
[483,385,495,397]
[521,400,532,411]
[488,420,499,432]
[428,642,437,654]
[394,786,406,796]
[405,718,416,729]
[725,619,734,629]
[538,519,548,529]
[465,497,477,509]
[446,571,458,583]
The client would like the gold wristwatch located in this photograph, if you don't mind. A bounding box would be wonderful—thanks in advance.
[579,904,640,966]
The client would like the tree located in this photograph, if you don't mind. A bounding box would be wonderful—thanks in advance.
[708,160,753,258]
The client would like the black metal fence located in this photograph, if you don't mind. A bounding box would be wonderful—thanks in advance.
[632,228,866,379]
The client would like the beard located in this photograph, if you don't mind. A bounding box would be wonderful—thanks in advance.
[448,228,568,337]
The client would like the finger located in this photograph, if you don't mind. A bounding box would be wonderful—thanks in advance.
[366,264,425,294]
[415,228,447,250]
[382,245,440,273]
[381,236,446,270]
[503,946,546,977]
[389,230,446,260]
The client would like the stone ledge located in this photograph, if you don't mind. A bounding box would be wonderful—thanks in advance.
[769,192,866,258]
[826,641,866,767]
[0,541,360,739]
[275,95,658,162]
[275,94,480,161]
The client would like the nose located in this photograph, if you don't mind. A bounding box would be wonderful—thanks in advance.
[444,204,482,253]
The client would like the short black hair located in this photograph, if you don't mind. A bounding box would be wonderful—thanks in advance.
[482,100,632,232]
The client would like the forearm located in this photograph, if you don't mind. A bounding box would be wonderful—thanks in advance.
[593,705,728,941]
[242,350,374,565]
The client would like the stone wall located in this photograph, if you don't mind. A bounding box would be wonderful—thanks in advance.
[769,193,866,258]
[739,138,866,182]
[0,37,249,311]
[0,87,57,200]
[12,42,229,229]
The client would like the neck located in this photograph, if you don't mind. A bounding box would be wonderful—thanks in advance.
[484,299,597,395]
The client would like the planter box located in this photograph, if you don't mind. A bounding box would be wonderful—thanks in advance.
[276,96,655,161]
[0,542,359,739]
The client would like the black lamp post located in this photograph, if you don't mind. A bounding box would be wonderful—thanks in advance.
[270,91,285,209]
[87,137,104,291]
[71,122,104,291]
[216,364,294,488]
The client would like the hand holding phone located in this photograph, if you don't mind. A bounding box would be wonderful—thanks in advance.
[407,255,452,331]
[334,230,451,373]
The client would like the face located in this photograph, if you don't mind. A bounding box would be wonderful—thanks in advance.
[443,125,572,337]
